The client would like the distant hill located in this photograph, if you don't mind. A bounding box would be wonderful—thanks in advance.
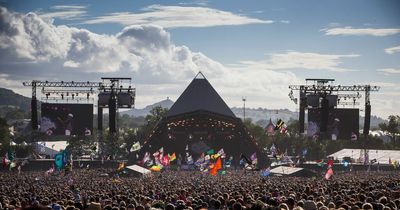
[0,88,31,111]
[121,98,174,117]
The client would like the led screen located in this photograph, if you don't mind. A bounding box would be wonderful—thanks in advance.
[308,108,359,140]
[40,103,93,136]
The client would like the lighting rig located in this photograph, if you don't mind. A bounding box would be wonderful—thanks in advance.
[22,78,135,134]
[22,80,101,130]
[288,78,380,135]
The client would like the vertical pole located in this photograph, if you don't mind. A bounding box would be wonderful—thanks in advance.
[299,86,306,133]
[31,81,38,130]
[242,97,246,122]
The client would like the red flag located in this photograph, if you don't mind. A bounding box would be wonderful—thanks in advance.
[162,154,170,166]
[327,159,334,167]
[325,168,333,180]
[210,157,222,176]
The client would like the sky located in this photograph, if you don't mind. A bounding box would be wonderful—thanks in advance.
[0,0,399,119]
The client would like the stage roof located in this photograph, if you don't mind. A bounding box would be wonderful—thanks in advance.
[270,166,303,175]
[328,149,400,163]
[166,73,236,118]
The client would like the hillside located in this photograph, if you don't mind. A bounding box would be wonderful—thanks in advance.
[0,88,31,111]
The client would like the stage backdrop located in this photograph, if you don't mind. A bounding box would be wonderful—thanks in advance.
[307,108,359,140]
[40,103,93,136]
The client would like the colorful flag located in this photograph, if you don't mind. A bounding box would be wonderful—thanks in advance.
[143,152,150,164]
[316,160,326,167]
[210,157,222,176]
[325,168,333,180]
[162,154,170,166]
[251,152,257,165]
[187,155,194,165]
[3,153,10,168]
[240,154,252,166]
[261,167,271,177]
[55,153,65,169]
[150,165,161,172]
[117,162,125,171]
[207,149,215,155]
[217,148,226,159]
[130,142,141,152]
[327,159,334,167]
[169,153,176,162]
[270,144,277,157]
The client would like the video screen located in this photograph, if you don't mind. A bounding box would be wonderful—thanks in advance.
[307,108,359,140]
[40,103,93,136]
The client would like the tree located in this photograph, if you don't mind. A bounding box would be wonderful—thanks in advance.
[379,115,400,145]
[141,106,168,136]
[0,117,11,153]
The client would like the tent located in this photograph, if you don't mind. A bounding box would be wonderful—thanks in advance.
[126,164,151,177]
[270,166,316,177]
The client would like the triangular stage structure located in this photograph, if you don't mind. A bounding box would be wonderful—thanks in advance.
[139,72,267,166]
[166,72,235,118]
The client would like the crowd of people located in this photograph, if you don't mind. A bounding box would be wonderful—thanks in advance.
[0,169,399,210]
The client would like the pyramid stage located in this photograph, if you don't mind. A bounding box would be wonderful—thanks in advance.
[139,72,267,167]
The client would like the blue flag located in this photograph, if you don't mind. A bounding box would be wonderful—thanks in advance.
[55,151,68,169]
[55,153,64,169]
[261,168,271,177]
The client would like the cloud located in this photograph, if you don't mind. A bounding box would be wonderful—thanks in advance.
[280,20,290,24]
[377,68,400,75]
[82,4,272,28]
[384,45,400,54]
[322,26,400,36]
[0,6,225,82]
[235,51,359,72]
[39,5,87,20]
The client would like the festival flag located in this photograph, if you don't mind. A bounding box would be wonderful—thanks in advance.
[150,165,161,172]
[143,152,151,164]
[325,168,333,180]
[250,152,257,165]
[261,167,271,177]
[270,144,278,157]
[316,160,325,167]
[187,155,194,165]
[130,142,141,152]
[162,154,170,166]
[117,162,125,171]
[275,119,284,130]
[207,149,215,155]
[211,153,220,160]
[45,167,54,175]
[225,156,233,168]
[7,151,14,162]
[302,148,308,157]
[146,159,154,167]
[3,153,10,168]
[351,132,358,141]
[54,153,65,169]
[169,153,176,162]
[204,154,210,161]
[217,148,226,159]
[240,154,252,166]
[9,161,17,170]
[327,159,334,167]
[210,157,222,176]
